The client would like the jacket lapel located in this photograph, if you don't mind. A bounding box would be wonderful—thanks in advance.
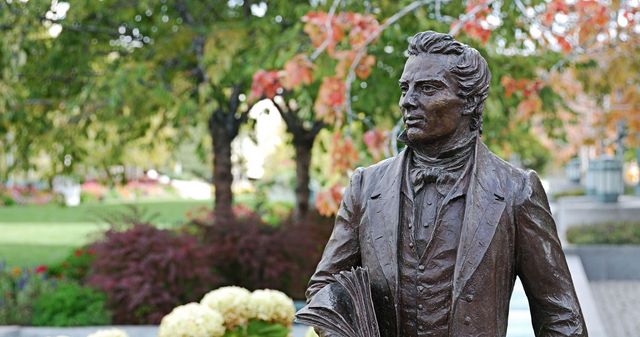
[367,149,407,301]
[452,142,506,301]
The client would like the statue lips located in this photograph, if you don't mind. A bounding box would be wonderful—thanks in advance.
[404,115,427,128]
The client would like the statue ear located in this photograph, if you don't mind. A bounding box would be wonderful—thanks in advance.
[462,97,477,115]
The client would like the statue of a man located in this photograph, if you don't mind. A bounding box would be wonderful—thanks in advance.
[305,31,587,337]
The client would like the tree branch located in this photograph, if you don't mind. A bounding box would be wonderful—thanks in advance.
[309,0,342,61]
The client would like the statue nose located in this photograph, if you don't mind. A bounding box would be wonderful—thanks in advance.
[401,94,417,110]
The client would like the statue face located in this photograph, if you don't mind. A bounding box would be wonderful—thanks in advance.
[398,53,466,146]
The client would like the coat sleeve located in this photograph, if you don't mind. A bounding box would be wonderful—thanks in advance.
[306,167,364,302]
[514,170,588,337]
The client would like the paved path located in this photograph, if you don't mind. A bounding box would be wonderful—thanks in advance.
[590,281,640,337]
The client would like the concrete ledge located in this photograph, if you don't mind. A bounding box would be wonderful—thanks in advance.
[567,255,608,337]
[565,245,640,280]
[0,325,311,337]
[555,195,640,232]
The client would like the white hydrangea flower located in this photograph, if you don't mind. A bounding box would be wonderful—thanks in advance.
[158,302,226,337]
[248,289,296,327]
[201,286,252,329]
[86,329,129,337]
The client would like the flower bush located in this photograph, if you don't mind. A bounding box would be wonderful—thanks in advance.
[201,286,251,329]
[31,281,111,326]
[0,264,54,325]
[87,224,219,324]
[160,286,295,337]
[86,328,129,337]
[47,247,96,283]
[158,303,225,337]
[247,289,296,327]
[189,209,333,299]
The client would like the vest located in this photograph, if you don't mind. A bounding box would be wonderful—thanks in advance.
[397,150,471,337]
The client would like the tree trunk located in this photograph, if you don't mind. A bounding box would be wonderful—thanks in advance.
[293,137,314,221]
[210,120,234,225]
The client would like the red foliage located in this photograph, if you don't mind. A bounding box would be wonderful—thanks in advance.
[334,50,376,80]
[87,224,218,324]
[314,77,346,124]
[315,183,344,217]
[363,128,387,161]
[329,131,359,173]
[250,70,282,101]
[194,210,333,299]
[302,11,347,54]
[282,54,314,90]
[453,0,493,44]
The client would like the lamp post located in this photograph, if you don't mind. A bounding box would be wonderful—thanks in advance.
[565,158,581,184]
[594,156,624,203]
[585,160,598,196]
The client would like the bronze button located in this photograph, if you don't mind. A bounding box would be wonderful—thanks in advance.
[418,265,425,271]
[418,304,424,310]
[465,294,474,302]
[464,316,472,325]
[417,285,424,292]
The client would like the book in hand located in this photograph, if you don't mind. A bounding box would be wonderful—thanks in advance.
[295,267,381,337]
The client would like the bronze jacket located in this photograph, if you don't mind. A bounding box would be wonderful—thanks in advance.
[306,140,587,337]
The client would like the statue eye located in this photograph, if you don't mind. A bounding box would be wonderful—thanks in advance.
[420,84,437,93]
[399,85,408,94]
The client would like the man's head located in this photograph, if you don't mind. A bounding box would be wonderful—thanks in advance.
[399,31,491,147]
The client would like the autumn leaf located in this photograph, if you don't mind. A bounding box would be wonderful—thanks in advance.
[314,76,346,124]
[281,54,314,90]
[363,128,387,161]
[315,183,344,216]
[250,70,282,101]
[330,131,359,174]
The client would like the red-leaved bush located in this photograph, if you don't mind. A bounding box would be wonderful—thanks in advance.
[87,224,219,324]
[192,208,333,299]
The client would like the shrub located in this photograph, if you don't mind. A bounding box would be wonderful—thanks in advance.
[32,281,111,326]
[566,221,640,244]
[0,264,53,325]
[47,247,96,283]
[192,209,333,299]
[87,224,218,324]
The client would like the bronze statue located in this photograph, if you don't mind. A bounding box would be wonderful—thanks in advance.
[299,31,587,337]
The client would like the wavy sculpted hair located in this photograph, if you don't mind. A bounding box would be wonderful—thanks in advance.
[407,31,491,133]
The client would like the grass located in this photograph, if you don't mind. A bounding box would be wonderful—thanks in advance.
[0,200,211,267]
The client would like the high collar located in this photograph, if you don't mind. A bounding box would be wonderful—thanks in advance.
[397,128,479,160]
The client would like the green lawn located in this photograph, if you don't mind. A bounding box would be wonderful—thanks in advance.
[0,200,210,267]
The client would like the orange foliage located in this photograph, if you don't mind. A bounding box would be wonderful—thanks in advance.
[315,183,344,217]
[452,0,493,44]
[314,77,346,124]
[363,128,387,161]
[330,131,359,174]
[249,70,282,101]
[281,54,314,90]
[334,50,376,80]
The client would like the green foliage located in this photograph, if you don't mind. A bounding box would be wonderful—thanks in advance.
[31,281,111,326]
[567,222,640,245]
[223,319,290,337]
[47,247,96,283]
[550,188,586,201]
[0,265,54,325]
